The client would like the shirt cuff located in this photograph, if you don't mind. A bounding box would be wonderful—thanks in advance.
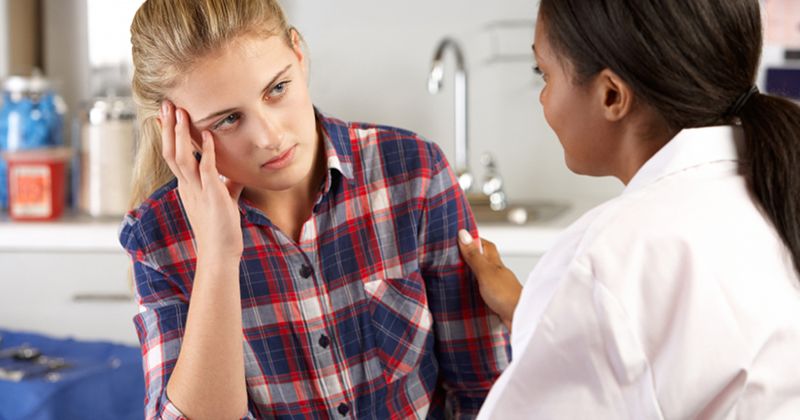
[158,392,256,420]
[158,392,189,420]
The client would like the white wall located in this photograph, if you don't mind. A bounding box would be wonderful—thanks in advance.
[41,0,623,204]
[285,1,623,204]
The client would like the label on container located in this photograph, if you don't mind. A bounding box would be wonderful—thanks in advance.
[9,164,52,218]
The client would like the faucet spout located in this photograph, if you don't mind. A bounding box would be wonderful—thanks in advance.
[428,38,471,192]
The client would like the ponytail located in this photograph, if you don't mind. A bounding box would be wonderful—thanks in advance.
[738,93,800,276]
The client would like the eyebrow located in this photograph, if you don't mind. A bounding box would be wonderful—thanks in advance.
[195,64,292,125]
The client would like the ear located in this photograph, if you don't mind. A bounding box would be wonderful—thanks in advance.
[595,68,633,122]
[289,29,307,72]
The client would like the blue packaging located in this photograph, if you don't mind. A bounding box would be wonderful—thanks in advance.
[0,76,65,210]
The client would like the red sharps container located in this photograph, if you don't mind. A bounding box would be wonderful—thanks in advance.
[3,147,71,221]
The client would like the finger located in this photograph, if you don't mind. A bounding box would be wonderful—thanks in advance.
[159,101,186,182]
[457,230,493,274]
[198,131,244,201]
[480,239,503,266]
[198,131,217,187]
[174,108,200,187]
[224,177,245,202]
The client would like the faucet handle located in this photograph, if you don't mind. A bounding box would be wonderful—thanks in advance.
[480,152,507,210]
[480,152,495,168]
[480,153,502,194]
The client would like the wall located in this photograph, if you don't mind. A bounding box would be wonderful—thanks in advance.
[42,0,89,146]
[284,0,623,204]
[41,0,634,204]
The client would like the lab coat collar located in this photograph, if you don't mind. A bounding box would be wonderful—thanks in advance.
[625,125,743,193]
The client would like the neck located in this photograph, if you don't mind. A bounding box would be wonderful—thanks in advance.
[614,113,676,185]
[243,130,327,239]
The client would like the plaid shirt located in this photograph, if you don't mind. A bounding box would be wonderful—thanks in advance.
[119,111,510,419]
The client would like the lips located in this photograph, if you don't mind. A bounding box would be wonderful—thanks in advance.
[261,145,297,170]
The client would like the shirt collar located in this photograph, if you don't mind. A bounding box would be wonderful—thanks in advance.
[316,109,354,189]
[625,125,743,193]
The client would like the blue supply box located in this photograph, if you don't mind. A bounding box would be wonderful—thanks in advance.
[0,75,65,210]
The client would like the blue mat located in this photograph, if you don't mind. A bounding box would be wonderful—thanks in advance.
[0,329,144,420]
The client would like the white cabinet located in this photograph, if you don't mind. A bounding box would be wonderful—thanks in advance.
[0,217,139,345]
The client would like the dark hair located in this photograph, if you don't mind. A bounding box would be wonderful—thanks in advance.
[539,0,800,277]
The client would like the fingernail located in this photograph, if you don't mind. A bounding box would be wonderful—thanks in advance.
[176,109,183,124]
[458,229,473,245]
[161,101,168,117]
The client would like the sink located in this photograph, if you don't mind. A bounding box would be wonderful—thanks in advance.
[470,201,569,225]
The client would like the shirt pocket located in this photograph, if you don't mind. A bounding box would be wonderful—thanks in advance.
[362,275,433,384]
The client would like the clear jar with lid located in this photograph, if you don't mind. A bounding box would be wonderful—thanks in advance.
[77,96,137,217]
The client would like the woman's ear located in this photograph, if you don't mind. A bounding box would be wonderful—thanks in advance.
[290,29,304,62]
[289,28,309,77]
[596,68,633,122]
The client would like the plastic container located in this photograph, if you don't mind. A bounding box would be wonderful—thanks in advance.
[3,147,71,221]
[0,72,66,210]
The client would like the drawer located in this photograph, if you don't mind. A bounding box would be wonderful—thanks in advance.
[0,250,139,345]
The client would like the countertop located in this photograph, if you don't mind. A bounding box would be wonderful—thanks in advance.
[0,198,602,254]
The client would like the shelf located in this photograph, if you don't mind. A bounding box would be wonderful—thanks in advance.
[0,213,124,252]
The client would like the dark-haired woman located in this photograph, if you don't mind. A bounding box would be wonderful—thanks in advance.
[458,0,800,418]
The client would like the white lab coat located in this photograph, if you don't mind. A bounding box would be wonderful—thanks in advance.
[478,126,800,419]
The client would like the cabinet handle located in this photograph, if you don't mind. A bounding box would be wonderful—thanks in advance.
[71,293,134,302]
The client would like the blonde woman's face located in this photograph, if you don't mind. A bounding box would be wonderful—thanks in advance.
[167,33,318,192]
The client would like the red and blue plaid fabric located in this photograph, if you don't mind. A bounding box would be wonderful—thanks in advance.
[119,111,510,419]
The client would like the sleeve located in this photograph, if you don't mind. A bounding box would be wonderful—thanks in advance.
[120,216,193,420]
[416,143,511,418]
[120,216,257,420]
[476,259,666,420]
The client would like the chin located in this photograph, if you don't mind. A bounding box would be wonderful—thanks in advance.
[260,168,310,191]
[564,156,601,177]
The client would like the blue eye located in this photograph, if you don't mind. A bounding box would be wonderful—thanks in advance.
[269,81,289,98]
[212,113,241,131]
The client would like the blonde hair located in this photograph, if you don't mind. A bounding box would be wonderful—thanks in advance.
[128,0,294,208]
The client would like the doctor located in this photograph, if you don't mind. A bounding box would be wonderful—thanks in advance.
[460,0,800,418]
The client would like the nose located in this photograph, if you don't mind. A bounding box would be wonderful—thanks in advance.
[252,109,284,150]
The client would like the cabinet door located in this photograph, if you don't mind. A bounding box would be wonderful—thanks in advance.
[0,251,139,345]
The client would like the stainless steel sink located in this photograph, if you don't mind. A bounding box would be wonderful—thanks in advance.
[471,201,569,225]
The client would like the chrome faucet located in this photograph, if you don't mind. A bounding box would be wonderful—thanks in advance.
[428,37,473,192]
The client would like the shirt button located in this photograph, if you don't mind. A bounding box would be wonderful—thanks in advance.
[337,403,349,416]
[318,334,330,349]
[299,264,313,278]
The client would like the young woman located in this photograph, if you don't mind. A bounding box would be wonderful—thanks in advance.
[119,1,509,419]
[459,0,800,418]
